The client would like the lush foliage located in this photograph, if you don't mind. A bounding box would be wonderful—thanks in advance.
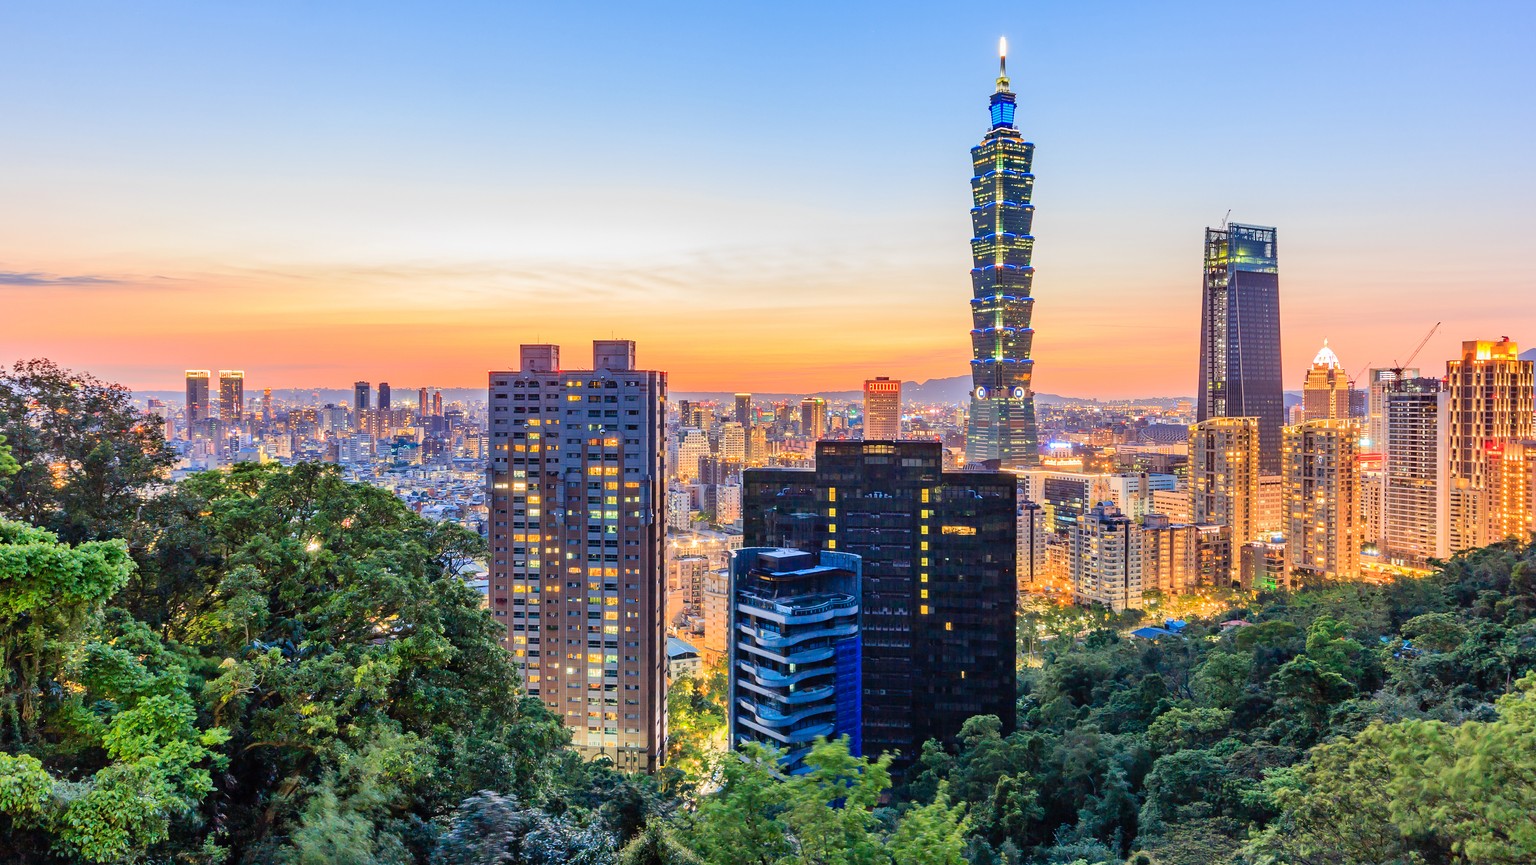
[0,462,586,863]
[902,539,1536,865]
[0,359,174,543]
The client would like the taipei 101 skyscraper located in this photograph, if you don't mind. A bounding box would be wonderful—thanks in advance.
[965,38,1040,468]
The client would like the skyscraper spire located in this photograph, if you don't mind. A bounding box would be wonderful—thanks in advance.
[998,36,1009,90]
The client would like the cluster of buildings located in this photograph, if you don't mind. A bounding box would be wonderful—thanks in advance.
[158,370,490,533]
[160,45,1536,779]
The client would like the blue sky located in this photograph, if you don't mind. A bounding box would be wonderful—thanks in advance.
[1,1,1531,394]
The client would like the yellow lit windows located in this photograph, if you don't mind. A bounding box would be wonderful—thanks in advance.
[920,605,929,615]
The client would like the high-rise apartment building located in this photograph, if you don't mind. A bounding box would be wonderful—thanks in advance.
[743,440,1016,765]
[965,42,1040,469]
[1190,417,1260,582]
[1282,420,1360,580]
[185,370,211,432]
[1381,377,1449,567]
[487,341,667,772]
[1365,368,1417,452]
[1490,441,1536,546]
[1447,339,1534,550]
[675,429,709,483]
[719,422,747,464]
[862,377,902,441]
[727,548,863,771]
[1197,223,1284,473]
[1070,502,1143,612]
[1302,341,1350,421]
[1018,499,1050,590]
[218,370,244,424]
[799,397,827,441]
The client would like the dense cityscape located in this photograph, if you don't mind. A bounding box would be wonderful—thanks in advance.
[4,12,1535,865]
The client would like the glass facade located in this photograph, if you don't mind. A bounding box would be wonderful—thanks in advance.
[1197,223,1285,474]
[728,548,862,772]
[743,441,1018,768]
[966,53,1040,468]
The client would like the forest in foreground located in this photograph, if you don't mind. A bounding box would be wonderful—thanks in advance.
[2,359,1534,865]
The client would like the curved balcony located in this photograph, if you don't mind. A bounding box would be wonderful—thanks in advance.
[736,660,834,689]
[736,641,834,667]
[737,621,858,649]
[736,697,836,728]
[737,716,834,745]
[735,592,857,626]
[738,676,836,704]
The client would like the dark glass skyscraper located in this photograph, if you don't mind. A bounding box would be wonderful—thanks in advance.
[1197,223,1284,473]
[744,441,1017,767]
[966,41,1040,468]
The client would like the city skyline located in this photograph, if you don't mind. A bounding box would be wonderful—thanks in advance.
[3,3,1533,396]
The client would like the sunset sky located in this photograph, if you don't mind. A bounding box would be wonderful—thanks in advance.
[2,1,1532,397]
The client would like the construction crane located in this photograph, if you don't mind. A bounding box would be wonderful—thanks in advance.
[1391,322,1442,382]
[1349,360,1373,389]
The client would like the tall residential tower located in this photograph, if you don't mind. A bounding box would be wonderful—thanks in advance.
[487,341,668,772]
[965,39,1040,469]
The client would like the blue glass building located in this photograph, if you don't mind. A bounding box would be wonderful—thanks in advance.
[727,548,863,771]
[1197,223,1285,474]
[966,42,1040,468]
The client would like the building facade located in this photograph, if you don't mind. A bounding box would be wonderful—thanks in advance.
[487,340,667,772]
[218,370,244,424]
[1446,339,1535,550]
[863,377,902,441]
[1190,417,1260,582]
[1070,501,1143,612]
[727,548,862,771]
[1382,377,1449,567]
[185,370,211,432]
[1282,420,1360,581]
[1302,341,1350,421]
[1197,223,1284,474]
[965,43,1040,469]
[743,440,1017,765]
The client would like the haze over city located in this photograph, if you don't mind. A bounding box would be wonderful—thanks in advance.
[3,1,1531,396]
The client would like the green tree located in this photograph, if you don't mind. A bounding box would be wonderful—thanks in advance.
[688,743,791,865]
[666,661,728,779]
[0,519,220,864]
[124,463,571,861]
[0,433,19,480]
[888,783,969,865]
[0,359,174,542]
[778,737,892,865]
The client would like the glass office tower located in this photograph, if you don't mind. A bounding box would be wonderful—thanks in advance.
[966,42,1040,468]
[1197,223,1285,474]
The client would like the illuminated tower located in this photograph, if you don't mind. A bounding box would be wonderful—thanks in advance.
[1446,338,1535,550]
[353,381,370,431]
[1301,341,1350,421]
[1197,223,1284,473]
[862,377,901,440]
[1282,420,1360,580]
[965,37,1040,469]
[1190,417,1260,582]
[799,397,827,441]
[218,370,245,424]
[184,370,211,437]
